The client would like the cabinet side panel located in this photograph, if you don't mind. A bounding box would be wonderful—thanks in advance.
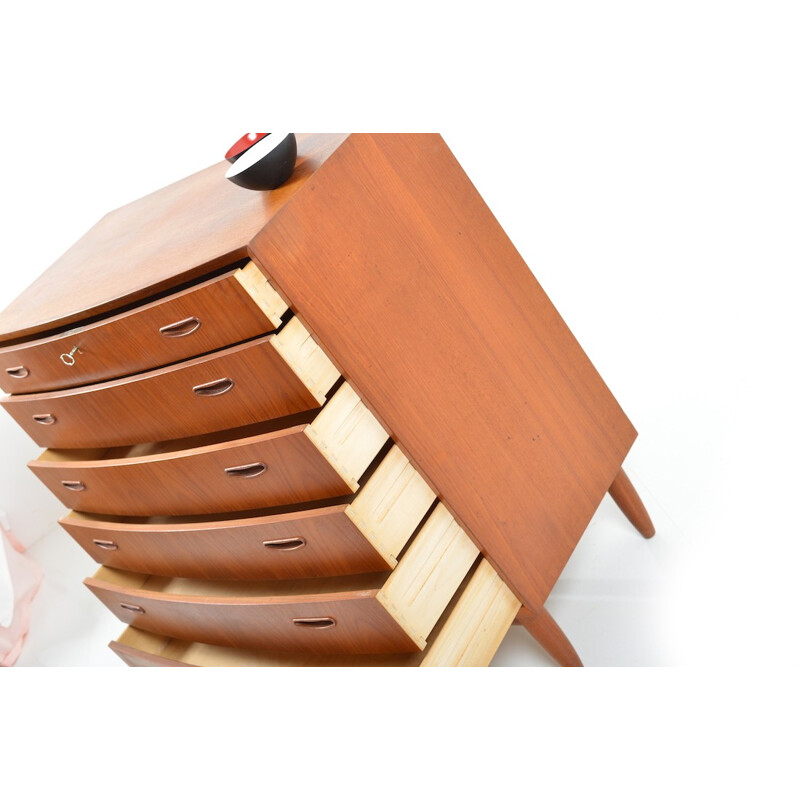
[250,133,636,607]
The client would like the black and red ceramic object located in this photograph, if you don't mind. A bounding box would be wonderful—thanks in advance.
[225,133,269,163]
[224,133,297,190]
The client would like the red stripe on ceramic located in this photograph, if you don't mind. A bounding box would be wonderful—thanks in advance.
[225,133,269,163]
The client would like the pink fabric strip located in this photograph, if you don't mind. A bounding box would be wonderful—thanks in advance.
[1,528,43,667]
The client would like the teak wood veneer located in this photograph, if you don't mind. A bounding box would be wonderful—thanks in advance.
[0,133,655,666]
[85,502,480,655]
[28,382,390,516]
[2,316,339,449]
[61,445,436,580]
[0,262,287,395]
[109,559,521,667]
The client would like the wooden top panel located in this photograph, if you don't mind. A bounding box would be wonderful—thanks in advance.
[0,133,348,343]
[250,133,637,608]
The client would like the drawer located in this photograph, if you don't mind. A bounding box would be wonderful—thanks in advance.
[0,261,287,394]
[86,502,481,655]
[60,445,436,580]
[28,382,389,516]
[2,317,339,448]
[108,559,521,666]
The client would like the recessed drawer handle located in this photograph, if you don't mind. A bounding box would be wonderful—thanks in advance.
[225,462,267,479]
[193,377,235,396]
[61,480,86,492]
[120,603,145,614]
[292,617,336,630]
[6,366,29,379]
[263,537,306,551]
[159,317,201,338]
[92,539,119,551]
[33,414,57,425]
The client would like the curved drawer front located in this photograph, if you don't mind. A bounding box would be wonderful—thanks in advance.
[61,446,436,580]
[31,426,353,516]
[87,576,418,655]
[3,323,339,448]
[0,262,287,394]
[63,506,390,580]
[86,502,481,656]
[108,560,522,667]
[29,383,390,516]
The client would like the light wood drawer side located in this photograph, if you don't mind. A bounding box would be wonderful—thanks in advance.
[108,558,518,667]
[59,445,435,580]
[85,505,479,655]
[421,559,521,667]
[29,382,390,516]
[2,319,339,449]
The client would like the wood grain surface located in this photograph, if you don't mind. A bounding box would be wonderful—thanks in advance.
[377,503,479,647]
[87,498,474,656]
[420,559,521,667]
[250,133,637,608]
[60,443,433,579]
[515,605,584,667]
[608,467,656,538]
[0,134,348,343]
[29,421,354,516]
[107,557,517,667]
[0,265,281,393]
[2,333,327,448]
[86,568,419,655]
[109,641,193,667]
[61,504,395,580]
[345,444,436,566]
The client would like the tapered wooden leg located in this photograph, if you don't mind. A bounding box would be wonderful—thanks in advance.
[515,606,583,667]
[608,467,655,539]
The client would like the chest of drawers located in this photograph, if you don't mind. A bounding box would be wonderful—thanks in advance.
[0,133,655,666]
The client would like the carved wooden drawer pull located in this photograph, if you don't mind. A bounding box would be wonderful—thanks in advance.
[193,377,234,396]
[292,617,336,630]
[224,462,267,479]
[6,366,29,379]
[263,537,306,551]
[61,480,86,492]
[33,414,57,425]
[120,603,145,614]
[159,317,201,338]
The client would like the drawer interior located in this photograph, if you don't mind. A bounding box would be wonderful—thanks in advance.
[34,408,319,464]
[93,565,390,599]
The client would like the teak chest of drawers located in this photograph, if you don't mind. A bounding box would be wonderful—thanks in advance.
[0,133,655,667]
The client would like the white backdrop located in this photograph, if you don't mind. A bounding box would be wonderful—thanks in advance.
[2,1,799,797]
[2,116,796,666]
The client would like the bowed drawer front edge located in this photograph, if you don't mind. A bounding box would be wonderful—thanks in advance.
[0,133,655,667]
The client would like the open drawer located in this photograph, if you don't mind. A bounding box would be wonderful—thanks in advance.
[28,382,389,516]
[61,445,436,580]
[109,560,521,666]
[86,503,483,655]
[3,317,340,448]
[0,261,287,394]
